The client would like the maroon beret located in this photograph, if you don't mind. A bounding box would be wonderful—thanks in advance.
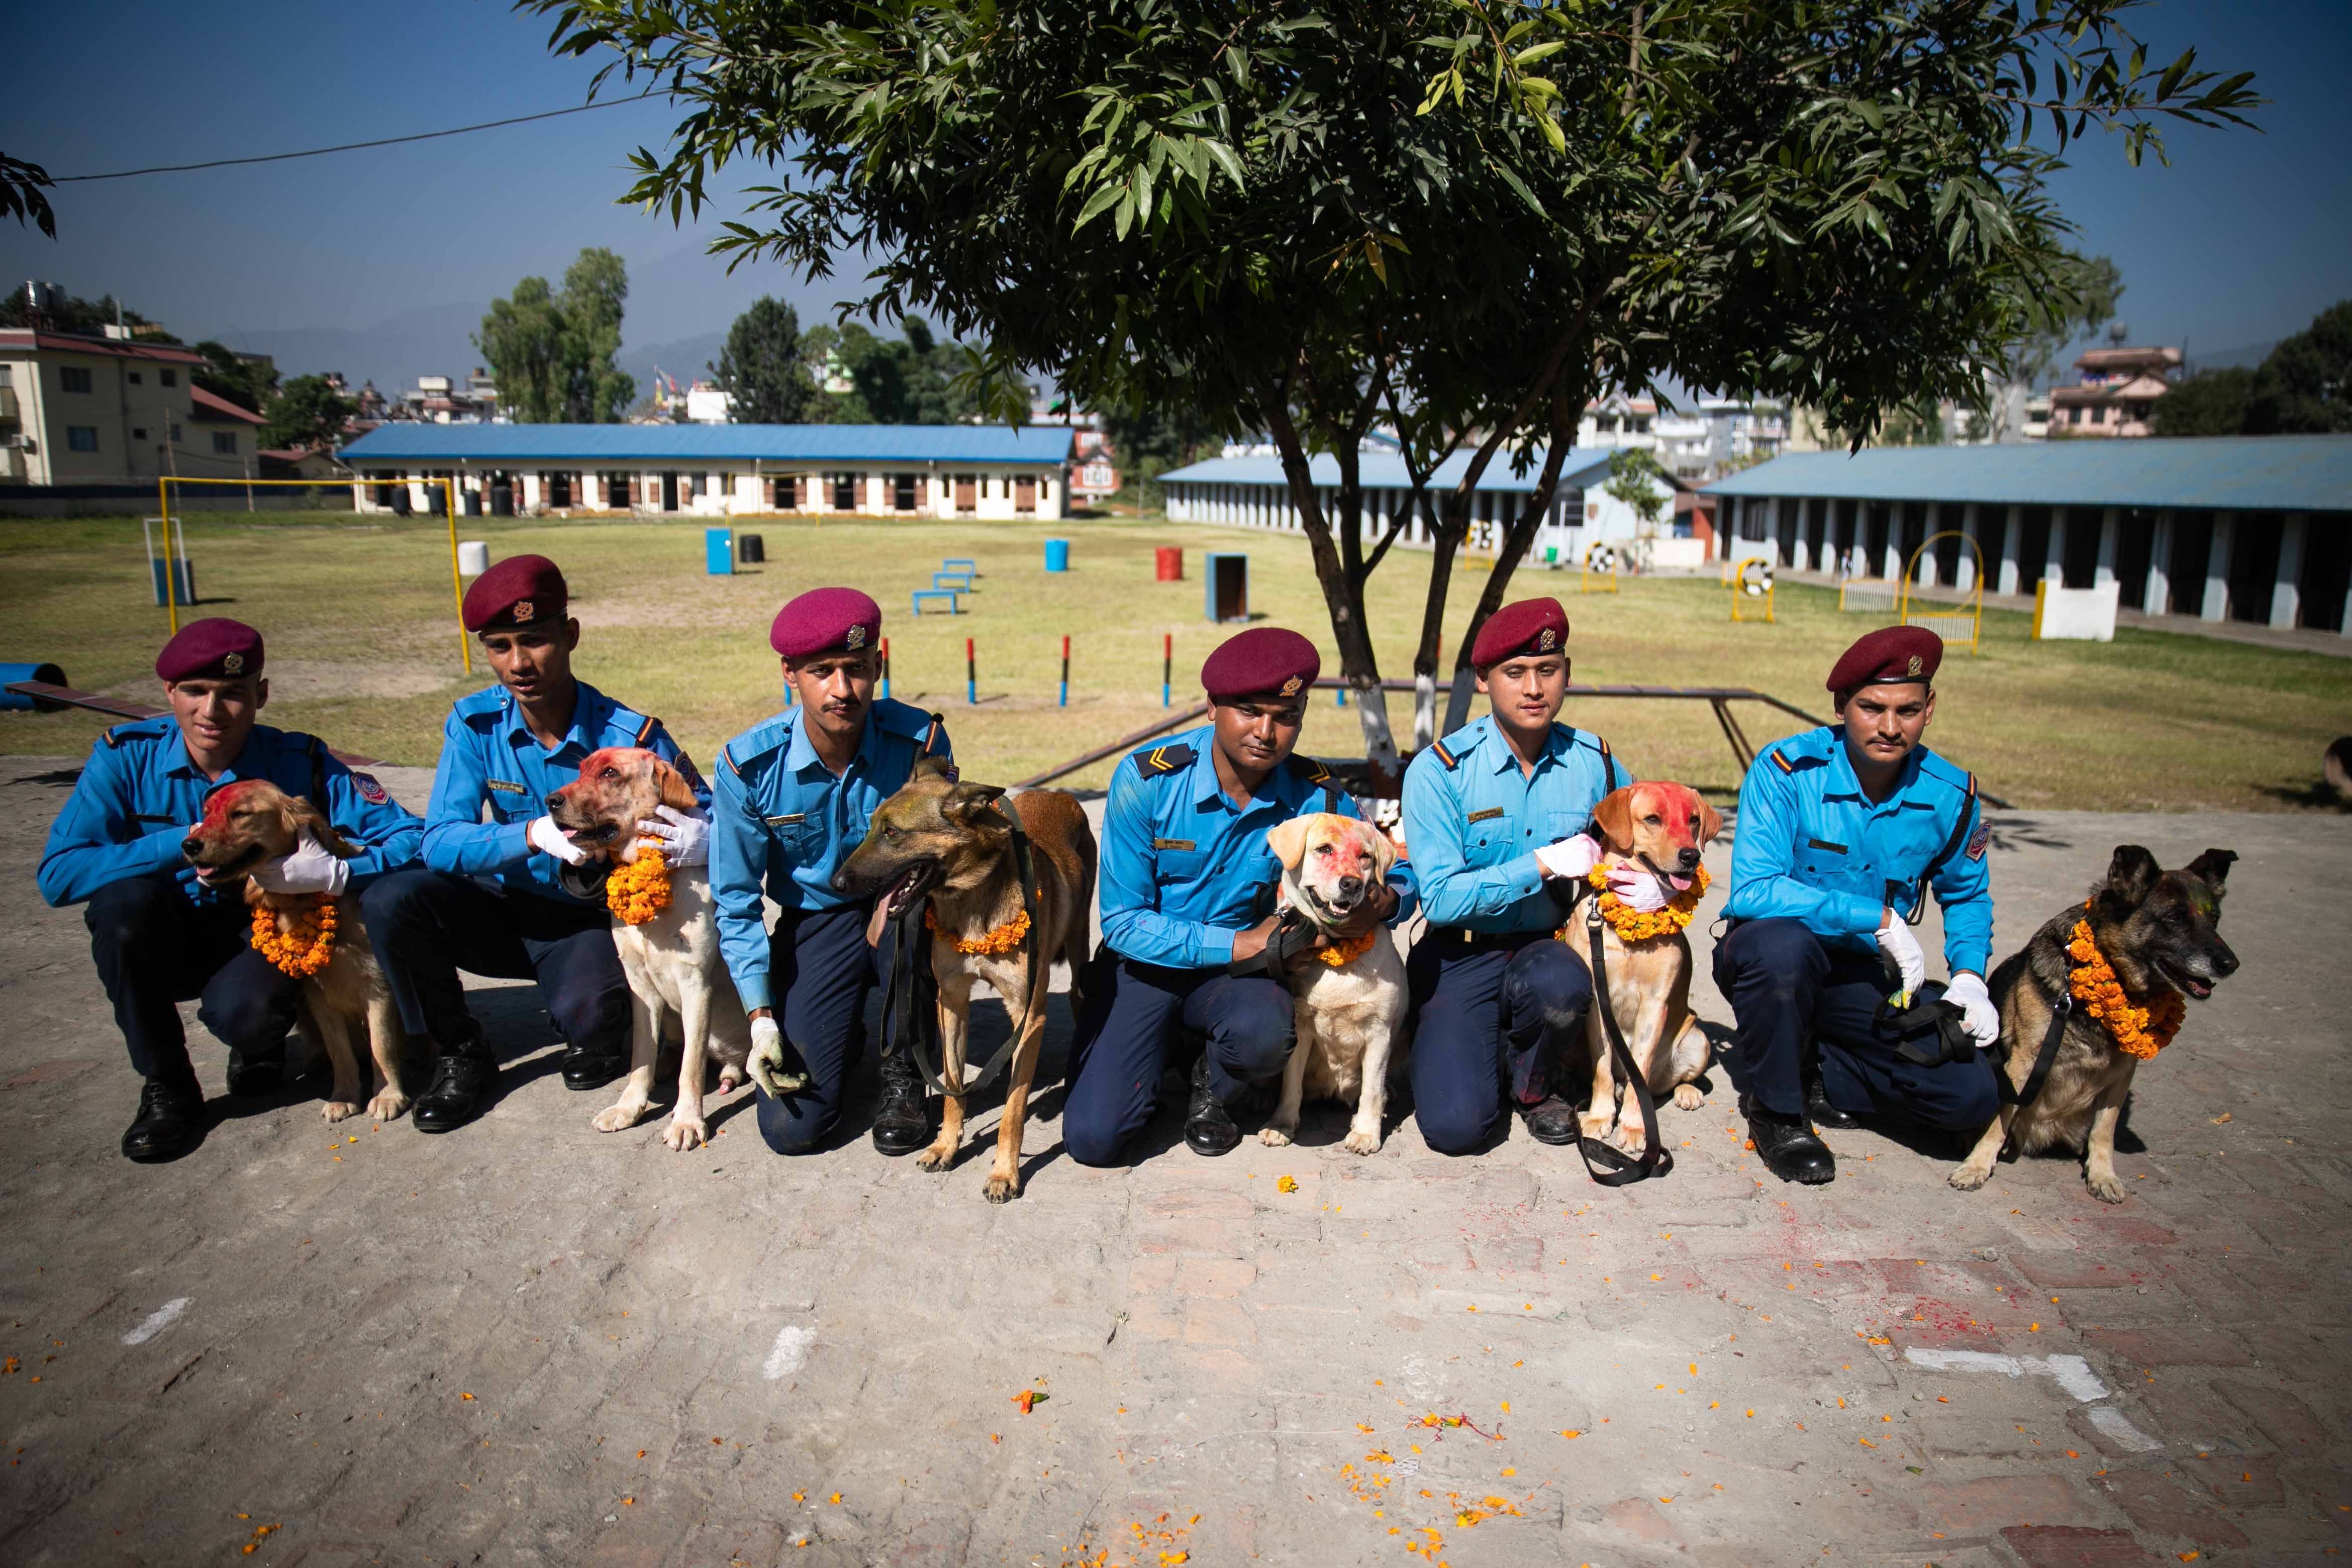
[1471,598,1570,669]
[156,618,264,683]
[1201,627,1320,704]
[463,554,568,633]
[1827,625,1942,693]
[770,587,881,661]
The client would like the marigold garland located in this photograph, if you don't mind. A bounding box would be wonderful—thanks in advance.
[1569,862,1711,943]
[1313,928,1379,967]
[2066,901,2184,1060]
[251,897,338,978]
[927,903,1033,955]
[606,845,672,926]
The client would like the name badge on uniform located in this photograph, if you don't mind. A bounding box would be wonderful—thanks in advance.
[1466,808,1505,824]
[485,779,527,795]
[1805,837,1846,854]
[1152,837,1196,852]
[766,813,807,827]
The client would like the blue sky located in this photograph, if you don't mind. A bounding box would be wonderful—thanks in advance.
[3,0,2344,384]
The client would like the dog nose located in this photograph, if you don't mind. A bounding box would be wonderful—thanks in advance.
[1337,875,1364,901]
[828,866,853,895]
[2211,945,2240,978]
[180,835,203,858]
[544,792,564,810]
[1678,846,1701,868]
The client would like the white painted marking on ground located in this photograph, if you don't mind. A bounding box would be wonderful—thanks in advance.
[121,1298,190,1346]
[2088,1405,2163,1452]
[763,1324,816,1381]
[1901,1347,2110,1403]
[2041,1354,2110,1403]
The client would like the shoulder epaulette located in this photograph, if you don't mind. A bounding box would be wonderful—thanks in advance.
[1428,737,1460,770]
[1768,744,1828,774]
[921,712,945,755]
[1287,754,1332,786]
[1134,742,1194,777]
[632,712,658,746]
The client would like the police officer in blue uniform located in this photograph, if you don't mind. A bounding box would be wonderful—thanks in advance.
[39,618,424,1161]
[362,555,709,1134]
[1064,628,1416,1164]
[1400,598,1643,1154]
[1716,626,2001,1185]
[710,587,951,1156]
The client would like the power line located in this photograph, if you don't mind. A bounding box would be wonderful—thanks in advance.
[51,90,664,182]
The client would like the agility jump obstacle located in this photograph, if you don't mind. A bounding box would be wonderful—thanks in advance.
[1899,530,1986,656]
[1729,556,1777,623]
[1580,542,1620,595]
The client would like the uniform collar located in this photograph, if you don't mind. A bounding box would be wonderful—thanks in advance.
[1486,716,1571,774]
[783,706,878,775]
[1825,733,1924,805]
[163,719,272,782]
[1188,729,1303,813]
[503,680,605,756]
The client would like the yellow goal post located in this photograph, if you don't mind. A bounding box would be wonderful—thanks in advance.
[155,474,471,674]
[1898,529,1986,656]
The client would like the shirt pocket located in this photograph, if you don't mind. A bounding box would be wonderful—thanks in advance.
[1796,835,1856,890]
[1151,839,1210,888]
[764,812,826,862]
[1463,808,1517,869]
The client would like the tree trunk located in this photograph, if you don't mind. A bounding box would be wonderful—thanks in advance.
[1439,406,1580,734]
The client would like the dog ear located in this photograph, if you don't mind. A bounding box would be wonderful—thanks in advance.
[1263,815,1311,870]
[2186,848,2237,899]
[651,758,700,814]
[1692,791,1724,848]
[913,754,958,785]
[942,782,1007,825]
[286,793,360,859]
[2100,844,2164,911]
[1589,788,1635,852]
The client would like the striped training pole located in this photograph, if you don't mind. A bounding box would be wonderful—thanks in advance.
[1058,634,1070,708]
[877,637,891,702]
[965,637,977,707]
[1161,632,1172,709]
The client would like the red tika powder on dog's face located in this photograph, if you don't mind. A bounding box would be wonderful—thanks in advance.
[197,777,273,834]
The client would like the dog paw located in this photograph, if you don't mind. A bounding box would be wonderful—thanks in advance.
[1258,1124,1295,1148]
[1673,1083,1705,1111]
[322,1100,360,1123]
[2086,1170,2128,1204]
[1342,1125,1382,1155]
[365,1091,410,1122]
[1578,1111,1615,1143]
[662,1117,708,1152]
[1948,1163,1993,1192]
[592,1101,648,1134]
[1610,1124,1648,1156]
[984,1170,1021,1204]
[915,1143,956,1172]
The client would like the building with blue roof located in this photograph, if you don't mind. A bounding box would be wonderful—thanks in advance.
[1702,435,2352,635]
[335,422,1075,521]
[1155,446,1687,568]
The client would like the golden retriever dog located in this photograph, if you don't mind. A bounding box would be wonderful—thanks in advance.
[1951,844,2238,1202]
[546,747,752,1151]
[181,779,410,1123]
[1260,812,1408,1155]
[1576,782,1722,1152]
[833,757,1097,1202]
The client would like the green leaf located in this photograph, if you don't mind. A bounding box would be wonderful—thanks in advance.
[1513,41,1564,66]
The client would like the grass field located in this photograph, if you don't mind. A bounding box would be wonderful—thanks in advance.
[5,510,2348,811]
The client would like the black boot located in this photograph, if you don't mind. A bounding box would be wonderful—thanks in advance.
[559,1040,626,1092]
[225,1050,283,1098]
[1806,1075,1861,1130]
[413,1041,497,1133]
[1184,1050,1242,1156]
[870,1050,933,1155]
[122,1077,203,1162]
[1515,1094,1581,1146]
[1744,1097,1835,1185]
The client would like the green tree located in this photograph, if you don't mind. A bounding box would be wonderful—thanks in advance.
[1879,398,1948,447]
[1988,253,2124,440]
[2246,301,2352,435]
[192,340,278,415]
[712,296,814,423]
[799,318,975,424]
[473,247,636,423]
[1603,447,1670,537]
[263,373,359,451]
[2150,365,2256,436]
[532,0,2255,769]
[0,286,172,338]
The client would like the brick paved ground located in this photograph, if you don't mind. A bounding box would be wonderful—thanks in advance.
[0,754,2345,1567]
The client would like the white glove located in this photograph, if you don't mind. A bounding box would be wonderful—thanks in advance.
[251,831,350,896]
[1605,863,1668,912]
[526,815,590,866]
[1943,970,2000,1047]
[635,803,709,868]
[1876,917,1927,998]
[748,1015,810,1097]
[1534,833,1603,880]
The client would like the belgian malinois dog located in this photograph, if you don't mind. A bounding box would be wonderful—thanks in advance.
[832,758,1097,1201]
[1951,844,2239,1202]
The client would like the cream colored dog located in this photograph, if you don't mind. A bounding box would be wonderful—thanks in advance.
[546,748,751,1151]
[1260,812,1408,1154]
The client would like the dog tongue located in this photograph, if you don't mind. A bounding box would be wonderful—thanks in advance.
[1664,871,1693,891]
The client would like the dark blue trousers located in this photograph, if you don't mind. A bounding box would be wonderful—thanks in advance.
[362,869,630,1056]
[1712,917,1998,1127]
[750,903,898,1155]
[1062,956,1294,1166]
[85,872,306,1090]
[1407,930,1594,1155]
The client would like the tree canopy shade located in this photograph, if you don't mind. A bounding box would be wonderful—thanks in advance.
[263,374,359,452]
[529,0,2255,770]
[712,296,815,423]
[804,317,984,425]
[2150,302,2352,438]
[474,247,636,423]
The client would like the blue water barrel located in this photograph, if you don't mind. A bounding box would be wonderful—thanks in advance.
[705,527,735,576]
[1044,538,1070,572]
[0,662,68,711]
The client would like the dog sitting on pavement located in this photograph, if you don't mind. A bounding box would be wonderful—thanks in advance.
[832,757,1098,1202]
[181,778,412,1124]
[546,747,753,1151]
[1950,844,2238,1203]
[1575,781,1721,1153]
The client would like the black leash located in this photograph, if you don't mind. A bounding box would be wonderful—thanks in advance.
[883,799,1047,1100]
[2000,989,2071,1110]
[1575,888,1674,1186]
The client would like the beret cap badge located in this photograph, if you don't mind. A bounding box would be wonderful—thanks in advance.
[846,624,867,650]
[1907,654,1922,676]
[222,651,244,675]
[1538,627,1557,651]
[1280,675,1303,697]
[513,600,534,623]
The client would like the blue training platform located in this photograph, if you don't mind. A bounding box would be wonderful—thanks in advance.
[911,589,962,615]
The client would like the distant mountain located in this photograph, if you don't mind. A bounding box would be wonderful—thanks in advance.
[2187,339,2278,374]
[619,331,729,399]
[201,300,489,399]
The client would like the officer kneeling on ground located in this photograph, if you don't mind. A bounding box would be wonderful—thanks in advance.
[1715,626,2002,1185]
[1063,628,1417,1164]
[363,555,708,1133]
[39,618,424,1161]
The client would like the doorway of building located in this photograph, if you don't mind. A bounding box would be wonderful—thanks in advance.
[2167,511,2214,614]
[661,472,679,512]
[1015,474,1037,515]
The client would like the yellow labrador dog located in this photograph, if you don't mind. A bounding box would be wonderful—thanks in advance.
[547,747,752,1151]
[1260,812,1407,1154]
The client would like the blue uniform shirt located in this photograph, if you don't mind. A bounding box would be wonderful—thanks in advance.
[38,716,424,909]
[1400,716,1631,934]
[422,680,704,907]
[1098,725,1417,970]
[709,698,950,1012]
[1724,726,1991,975]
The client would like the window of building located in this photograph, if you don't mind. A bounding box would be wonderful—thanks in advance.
[0,366,12,386]
[2091,406,2107,425]
[892,473,918,511]
[774,474,799,509]
[127,370,143,384]
[66,426,99,451]
[170,424,182,442]
[161,369,177,387]
[132,427,148,441]
[213,432,238,455]
[832,473,858,511]
[60,367,92,394]
[2068,407,2084,425]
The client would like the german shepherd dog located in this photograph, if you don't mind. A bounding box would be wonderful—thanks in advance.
[1951,844,2239,1202]
[833,757,1098,1202]
[181,778,412,1123]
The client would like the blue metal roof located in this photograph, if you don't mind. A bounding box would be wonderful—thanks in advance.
[1159,446,1627,493]
[1703,435,2352,513]
[338,422,1074,465]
